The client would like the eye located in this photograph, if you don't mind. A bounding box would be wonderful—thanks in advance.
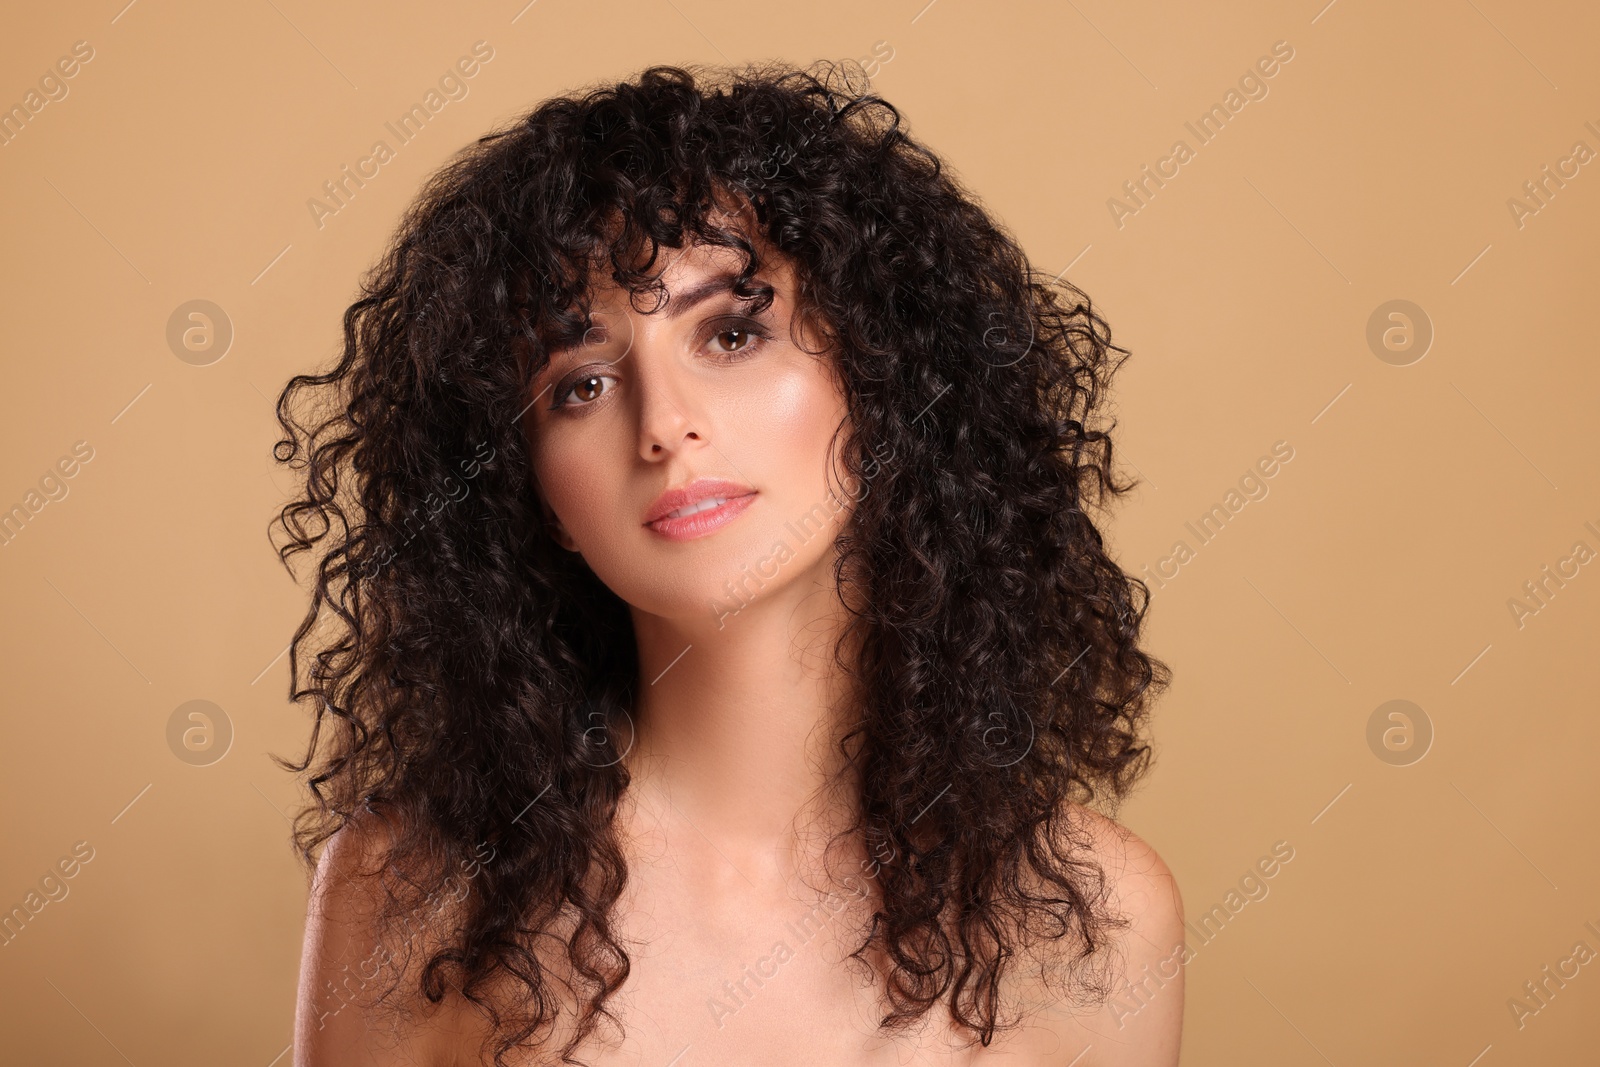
[712,328,755,354]
[552,372,618,409]
[705,317,770,358]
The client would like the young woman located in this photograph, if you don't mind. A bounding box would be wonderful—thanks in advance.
[272,61,1182,1066]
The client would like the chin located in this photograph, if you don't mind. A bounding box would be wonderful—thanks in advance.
[619,527,821,625]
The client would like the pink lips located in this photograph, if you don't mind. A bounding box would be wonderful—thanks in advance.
[643,477,758,542]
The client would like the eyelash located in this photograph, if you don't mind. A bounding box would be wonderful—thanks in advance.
[548,316,772,411]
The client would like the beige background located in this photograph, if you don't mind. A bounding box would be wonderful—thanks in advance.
[2,1,1596,1063]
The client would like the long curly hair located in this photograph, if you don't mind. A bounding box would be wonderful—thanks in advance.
[269,58,1170,1066]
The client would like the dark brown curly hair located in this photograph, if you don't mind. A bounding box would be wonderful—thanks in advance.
[269,58,1170,1067]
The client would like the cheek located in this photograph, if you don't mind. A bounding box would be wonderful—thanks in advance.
[530,429,617,538]
[735,361,845,485]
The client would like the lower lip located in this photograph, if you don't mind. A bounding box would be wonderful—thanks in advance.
[645,493,758,541]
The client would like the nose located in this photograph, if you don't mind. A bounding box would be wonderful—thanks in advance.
[630,321,706,461]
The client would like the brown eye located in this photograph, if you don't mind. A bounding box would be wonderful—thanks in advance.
[706,318,770,357]
[552,372,617,409]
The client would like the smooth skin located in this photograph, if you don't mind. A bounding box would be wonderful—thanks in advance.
[295,231,1186,1065]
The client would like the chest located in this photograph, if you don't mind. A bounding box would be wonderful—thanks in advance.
[593,871,972,1065]
[451,867,1028,1066]
[440,844,1079,1066]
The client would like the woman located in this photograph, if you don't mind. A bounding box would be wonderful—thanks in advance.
[272,60,1183,1066]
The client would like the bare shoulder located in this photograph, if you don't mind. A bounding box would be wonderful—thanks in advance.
[294,811,475,1067]
[1001,802,1186,1067]
[1065,803,1184,948]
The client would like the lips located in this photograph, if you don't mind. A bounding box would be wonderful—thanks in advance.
[643,477,758,541]
[643,477,758,525]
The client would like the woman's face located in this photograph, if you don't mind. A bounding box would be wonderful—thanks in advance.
[522,239,855,627]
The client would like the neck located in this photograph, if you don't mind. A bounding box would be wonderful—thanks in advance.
[618,548,866,884]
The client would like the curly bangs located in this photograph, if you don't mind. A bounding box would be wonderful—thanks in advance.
[270,58,1170,1066]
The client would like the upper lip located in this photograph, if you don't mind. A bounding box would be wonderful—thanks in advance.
[643,477,757,524]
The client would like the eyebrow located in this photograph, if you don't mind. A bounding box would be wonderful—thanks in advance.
[659,271,749,319]
[541,270,758,362]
